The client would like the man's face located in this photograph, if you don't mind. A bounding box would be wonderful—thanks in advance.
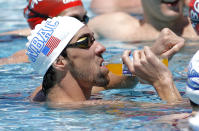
[65,26,110,87]
[142,0,184,21]
[59,6,89,24]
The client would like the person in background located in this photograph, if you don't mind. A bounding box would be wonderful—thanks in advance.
[0,0,88,65]
[26,16,182,106]
[90,0,191,15]
[0,0,87,36]
[88,0,198,42]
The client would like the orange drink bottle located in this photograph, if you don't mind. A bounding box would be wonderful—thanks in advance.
[104,54,133,76]
[161,58,169,67]
[105,63,123,76]
[104,55,168,76]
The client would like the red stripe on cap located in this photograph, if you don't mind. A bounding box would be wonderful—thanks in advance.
[49,1,83,17]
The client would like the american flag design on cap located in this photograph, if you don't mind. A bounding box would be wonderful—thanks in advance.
[42,36,61,56]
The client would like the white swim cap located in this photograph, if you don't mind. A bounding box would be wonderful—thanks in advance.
[186,50,199,105]
[26,16,84,76]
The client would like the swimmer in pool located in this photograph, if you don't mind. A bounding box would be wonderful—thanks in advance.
[0,0,185,103]
[29,26,185,102]
[88,0,198,42]
[26,16,183,106]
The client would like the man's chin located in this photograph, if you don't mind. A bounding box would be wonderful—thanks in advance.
[94,75,110,87]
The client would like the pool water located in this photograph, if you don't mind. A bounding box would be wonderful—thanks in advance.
[0,0,198,130]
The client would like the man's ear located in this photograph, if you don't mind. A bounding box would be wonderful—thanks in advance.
[52,55,67,71]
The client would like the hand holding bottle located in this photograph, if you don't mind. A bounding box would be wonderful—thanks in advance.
[122,46,172,85]
[123,46,182,102]
[104,49,168,76]
[103,50,133,76]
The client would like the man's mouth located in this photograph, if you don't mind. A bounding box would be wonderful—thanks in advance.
[161,0,179,6]
[98,55,104,67]
[100,59,104,67]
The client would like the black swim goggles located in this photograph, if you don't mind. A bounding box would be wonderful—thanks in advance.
[61,35,95,57]
[66,34,95,49]
[73,15,89,24]
[161,0,179,4]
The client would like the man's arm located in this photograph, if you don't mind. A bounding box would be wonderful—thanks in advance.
[0,49,29,66]
[122,47,182,103]
[105,72,137,90]
[92,72,137,94]
[0,28,31,36]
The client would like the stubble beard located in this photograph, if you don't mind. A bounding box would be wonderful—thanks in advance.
[67,60,109,87]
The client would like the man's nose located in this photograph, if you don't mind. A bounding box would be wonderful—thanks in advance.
[94,41,106,55]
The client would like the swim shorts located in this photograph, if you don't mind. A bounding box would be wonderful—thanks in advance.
[189,0,199,35]
[24,0,83,29]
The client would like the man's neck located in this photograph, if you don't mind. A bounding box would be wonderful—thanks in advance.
[47,72,92,103]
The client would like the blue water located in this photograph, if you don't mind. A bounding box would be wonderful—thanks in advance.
[0,0,197,130]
